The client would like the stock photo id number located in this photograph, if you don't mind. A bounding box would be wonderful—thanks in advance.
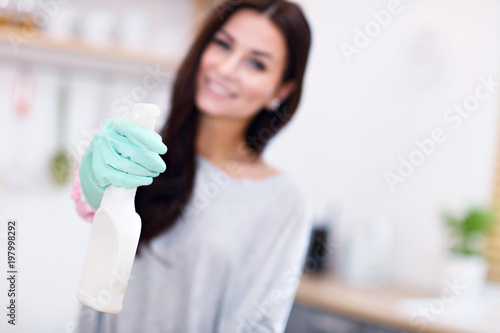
[5,219,17,326]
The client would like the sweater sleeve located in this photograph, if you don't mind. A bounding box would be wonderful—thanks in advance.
[216,188,313,333]
[70,153,96,222]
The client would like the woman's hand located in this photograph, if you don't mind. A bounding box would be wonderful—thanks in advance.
[78,118,167,210]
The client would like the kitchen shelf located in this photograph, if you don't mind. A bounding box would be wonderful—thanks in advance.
[0,26,180,77]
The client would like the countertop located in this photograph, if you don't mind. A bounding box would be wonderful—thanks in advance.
[294,273,500,333]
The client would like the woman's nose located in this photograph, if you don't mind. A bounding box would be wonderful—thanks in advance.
[216,52,240,78]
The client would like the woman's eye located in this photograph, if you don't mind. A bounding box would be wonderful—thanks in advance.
[213,38,230,49]
[249,59,266,71]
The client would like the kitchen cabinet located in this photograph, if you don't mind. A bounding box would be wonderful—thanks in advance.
[285,303,409,333]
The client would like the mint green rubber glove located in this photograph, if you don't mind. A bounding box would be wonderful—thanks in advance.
[79,118,167,210]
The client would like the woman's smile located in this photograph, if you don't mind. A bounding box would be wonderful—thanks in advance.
[204,77,236,99]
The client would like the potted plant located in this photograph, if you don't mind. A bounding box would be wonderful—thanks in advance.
[441,206,497,295]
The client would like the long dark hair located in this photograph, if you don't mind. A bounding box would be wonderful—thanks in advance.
[134,0,311,255]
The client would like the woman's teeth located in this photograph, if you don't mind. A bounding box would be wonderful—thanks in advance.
[208,79,232,98]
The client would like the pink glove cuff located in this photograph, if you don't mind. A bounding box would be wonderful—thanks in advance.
[70,155,95,222]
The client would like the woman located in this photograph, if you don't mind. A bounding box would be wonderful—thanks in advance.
[71,0,312,332]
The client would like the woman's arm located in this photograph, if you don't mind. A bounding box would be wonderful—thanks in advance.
[216,190,313,333]
[70,153,96,222]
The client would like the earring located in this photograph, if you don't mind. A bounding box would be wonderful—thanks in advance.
[269,98,281,112]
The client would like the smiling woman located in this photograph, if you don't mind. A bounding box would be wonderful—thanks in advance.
[195,10,295,119]
[135,0,311,251]
[71,0,312,332]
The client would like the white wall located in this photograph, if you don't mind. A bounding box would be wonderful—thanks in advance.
[265,0,500,291]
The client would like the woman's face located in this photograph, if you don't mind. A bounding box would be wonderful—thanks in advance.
[195,9,294,121]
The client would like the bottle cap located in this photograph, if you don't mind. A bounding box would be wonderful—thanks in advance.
[128,103,161,132]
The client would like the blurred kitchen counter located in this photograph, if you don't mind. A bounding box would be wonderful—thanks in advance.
[292,273,500,333]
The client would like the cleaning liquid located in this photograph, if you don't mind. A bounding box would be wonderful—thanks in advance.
[76,103,161,313]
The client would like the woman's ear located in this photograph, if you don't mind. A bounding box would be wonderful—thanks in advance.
[277,80,296,103]
[266,80,296,109]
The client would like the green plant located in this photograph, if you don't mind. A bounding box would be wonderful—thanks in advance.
[441,206,497,256]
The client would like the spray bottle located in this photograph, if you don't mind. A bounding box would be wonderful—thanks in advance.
[76,103,161,314]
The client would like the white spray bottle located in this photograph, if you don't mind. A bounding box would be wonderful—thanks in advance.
[76,103,161,314]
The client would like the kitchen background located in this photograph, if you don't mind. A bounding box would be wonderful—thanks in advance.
[1,0,500,332]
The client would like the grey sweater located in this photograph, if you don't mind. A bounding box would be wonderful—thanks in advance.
[76,153,313,333]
